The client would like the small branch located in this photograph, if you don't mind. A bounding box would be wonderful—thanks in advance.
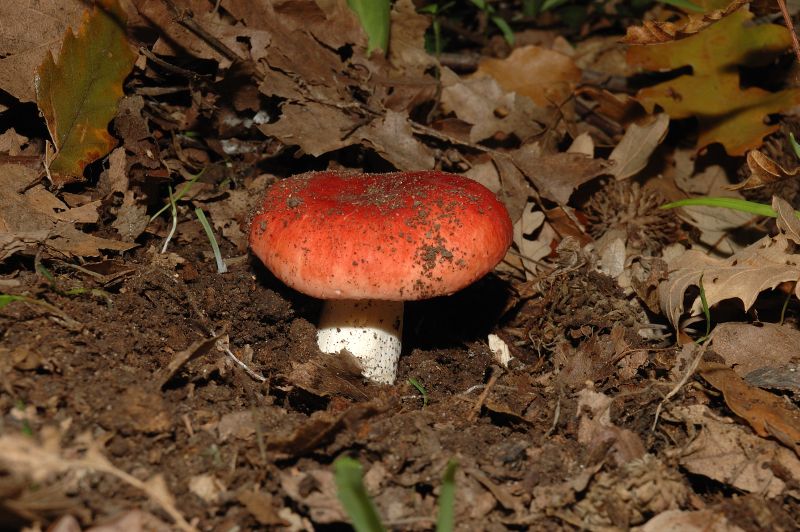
[777,0,800,63]
[469,367,500,422]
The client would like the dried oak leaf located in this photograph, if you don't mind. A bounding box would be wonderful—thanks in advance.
[659,197,800,326]
[474,45,581,107]
[0,0,84,102]
[35,0,136,186]
[699,361,800,457]
[627,7,800,155]
[0,164,134,262]
[621,0,747,44]
[729,150,800,191]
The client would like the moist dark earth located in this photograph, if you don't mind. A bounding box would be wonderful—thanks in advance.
[1,225,798,531]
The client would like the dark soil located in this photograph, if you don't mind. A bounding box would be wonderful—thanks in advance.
[0,228,795,531]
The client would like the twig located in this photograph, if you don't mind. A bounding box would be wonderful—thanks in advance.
[544,389,562,438]
[163,0,265,81]
[469,367,500,422]
[777,0,800,63]
[139,47,209,82]
[651,340,710,434]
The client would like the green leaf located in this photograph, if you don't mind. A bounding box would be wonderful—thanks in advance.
[436,460,458,532]
[790,132,800,161]
[347,0,391,54]
[541,0,569,12]
[35,0,136,186]
[661,197,800,218]
[194,208,228,274]
[334,457,385,532]
[0,294,27,310]
[408,378,428,408]
[490,16,515,46]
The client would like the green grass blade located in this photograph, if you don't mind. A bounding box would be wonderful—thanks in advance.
[436,460,458,532]
[491,15,515,45]
[698,274,711,342]
[661,197,797,218]
[194,208,228,274]
[408,378,428,408]
[790,133,800,161]
[0,294,27,310]
[334,457,386,532]
[540,0,569,12]
[149,169,205,222]
[347,0,390,54]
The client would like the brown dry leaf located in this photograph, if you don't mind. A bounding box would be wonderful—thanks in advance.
[673,165,752,255]
[731,149,800,191]
[267,401,387,458]
[0,429,195,531]
[670,404,800,497]
[440,69,550,144]
[699,361,800,456]
[575,87,646,127]
[511,145,610,205]
[637,509,746,532]
[237,490,288,527]
[0,164,135,261]
[711,323,800,377]
[104,148,150,241]
[241,0,436,169]
[659,200,800,325]
[201,175,272,252]
[475,45,581,107]
[512,202,556,278]
[86,510,173,532]
[280,468,348,524]
[774,195,800,244]
[608,113,669,180]
[0,129,30,155]
[622,0,747,44]
[0,1,84,102]
[490,153,534,223]
[577,388,646,466]
[131,0,272,68]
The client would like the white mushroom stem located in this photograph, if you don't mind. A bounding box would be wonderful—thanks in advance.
[316,299,404,384]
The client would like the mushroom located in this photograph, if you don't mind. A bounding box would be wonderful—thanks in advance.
[249,170,513,384]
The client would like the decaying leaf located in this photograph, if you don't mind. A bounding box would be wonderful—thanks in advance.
[699,361,800,456]
[670,404,800,498]
[622,0,747,44]
[711,322,800,378]
[440,71,550,144]
[0,429,194,531]
[658,229,800,326]
[669,405,800,497]
[475,45,581,107]
[0,1,84,102]
[627,8,800,155]
[0,164,134,261]
[35,0,136,186]
[608,114,669,180]
[729,149,800,191]
[512,146,610,205]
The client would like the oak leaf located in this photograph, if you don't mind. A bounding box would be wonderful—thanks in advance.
[627,8,800,155]
[35,0,136,186]
[659,198,800,326]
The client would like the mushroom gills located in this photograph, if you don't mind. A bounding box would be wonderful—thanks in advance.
[316,299,404,384]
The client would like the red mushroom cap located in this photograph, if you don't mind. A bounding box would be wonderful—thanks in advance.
[249,170,513,300]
